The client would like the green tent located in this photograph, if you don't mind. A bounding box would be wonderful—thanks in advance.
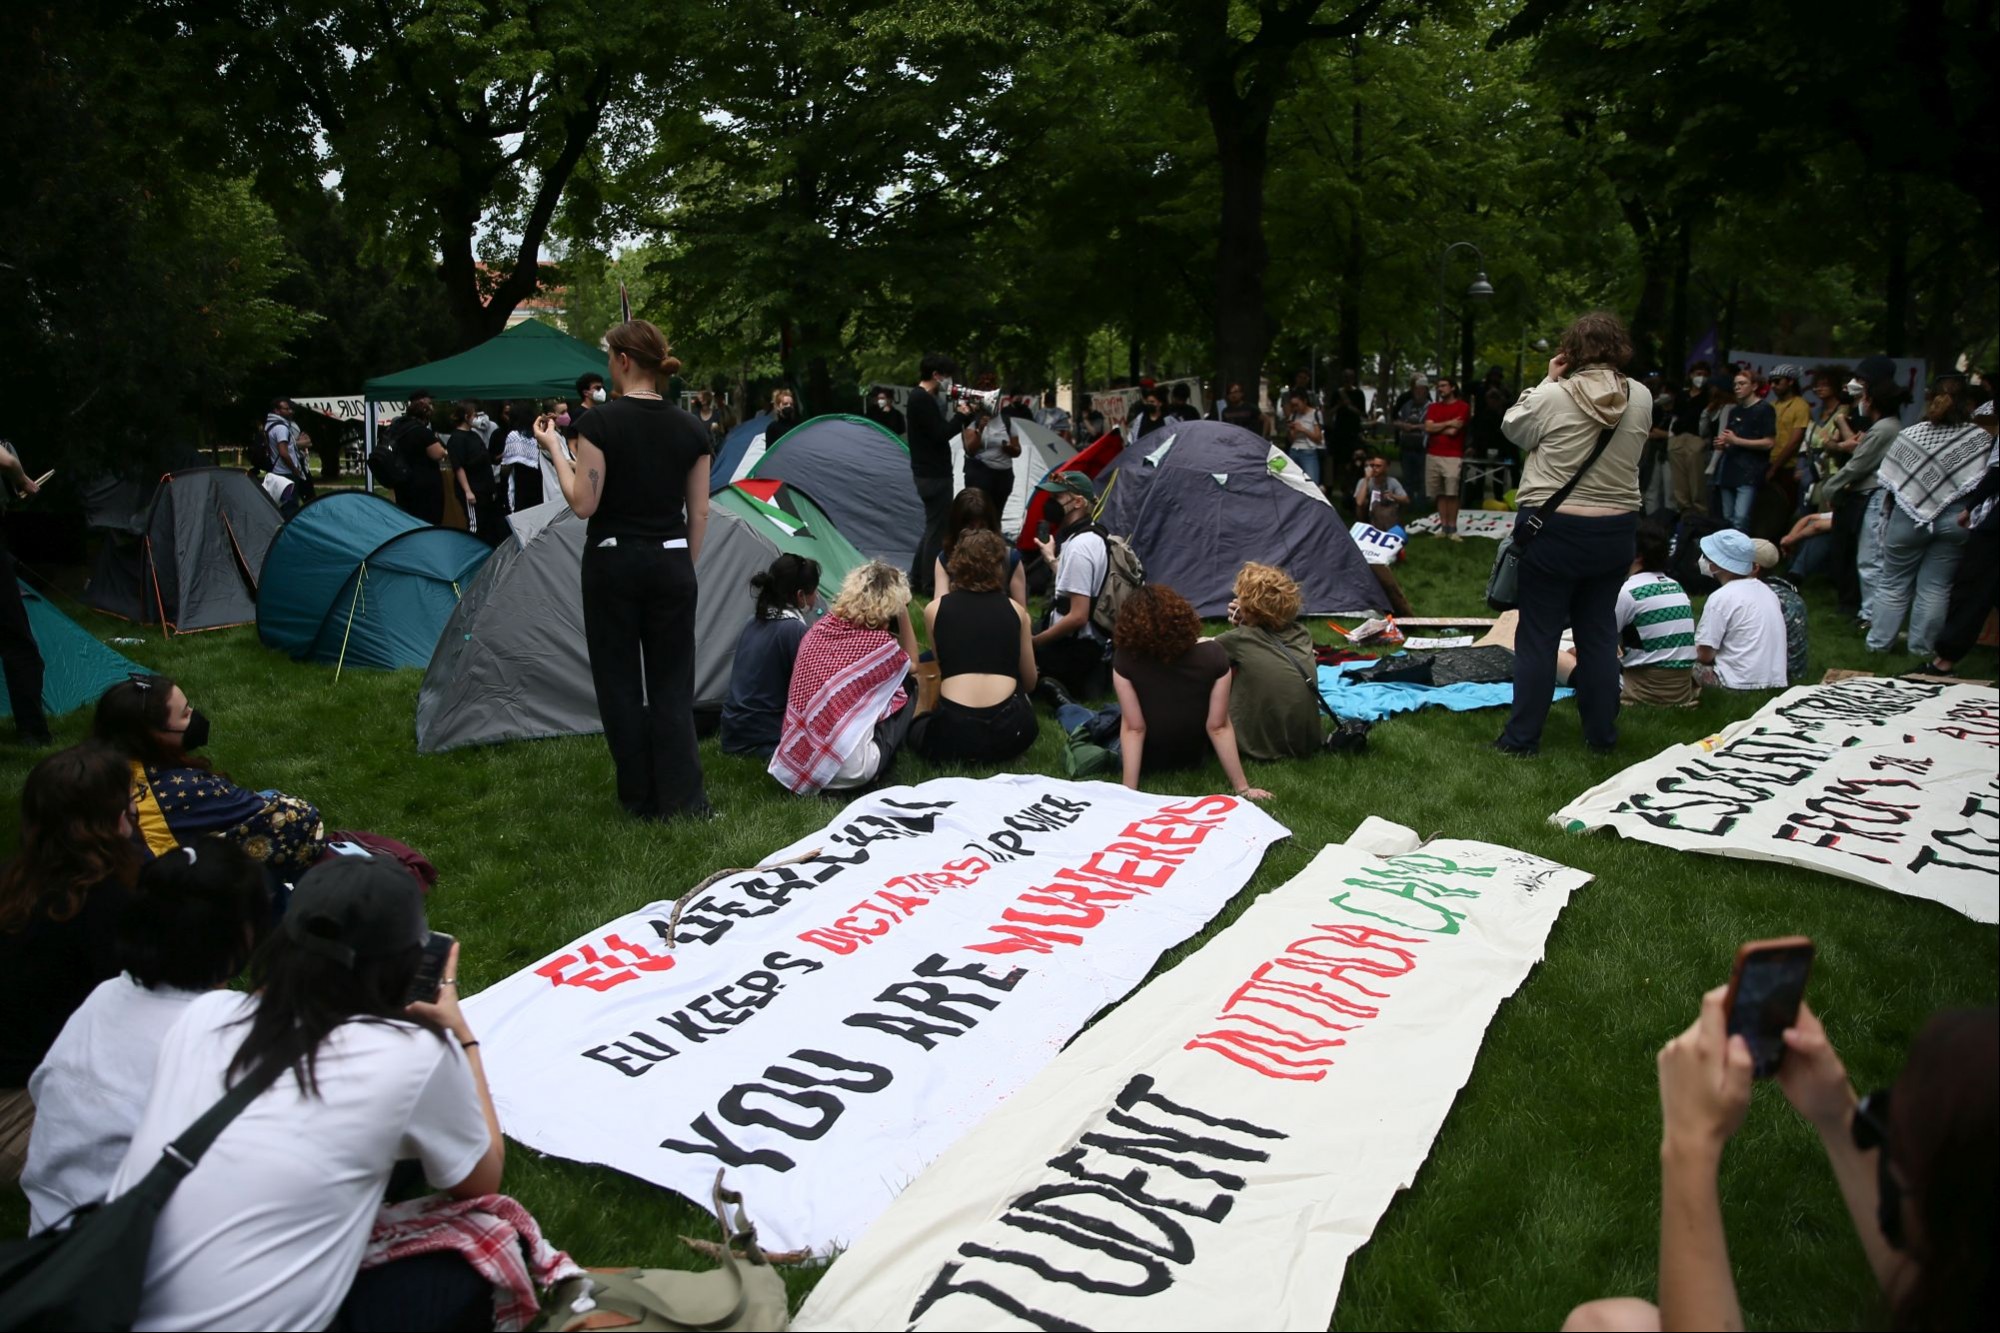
[3,583,141,721]
[362,319,606,403]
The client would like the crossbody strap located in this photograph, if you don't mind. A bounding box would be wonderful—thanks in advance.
[1256,628,1339,723]
[156,1059,289,1179]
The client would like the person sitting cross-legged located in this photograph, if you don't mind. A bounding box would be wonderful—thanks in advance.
[1691,529,1788,691]
[1214,562,1324,762]
[1058,585,1271,799]
[720,554,821,761]
[769,562,920,796]
[912,530,1039,765]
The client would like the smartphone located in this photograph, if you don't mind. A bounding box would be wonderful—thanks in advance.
[405,931,457,1006]
[1724,936,1814,1077]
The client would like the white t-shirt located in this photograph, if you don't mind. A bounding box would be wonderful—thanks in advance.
[110,991,490,1332]
[1054,529,1108,642]
[24,976,204,1234]
[1695,578,1788,690]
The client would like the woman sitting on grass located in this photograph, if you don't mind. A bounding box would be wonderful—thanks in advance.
[1214,562,1323,762]
[720,553,821,760]
[93,673,326,879]
[109,854,505,1331]
[914,530,1039,765]
[1060,584,1271,799]
[769,561,920,795]
[1,742,142,1179]
[22,836,268,1232]
[933,487,1028,608]
[1565,995,1994,1332]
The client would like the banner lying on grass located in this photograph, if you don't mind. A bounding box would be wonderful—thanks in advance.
[795,819,1591,1331]
[1557,678,1998,923]
[1406,509,1516,538]
[461,776,1287,1253]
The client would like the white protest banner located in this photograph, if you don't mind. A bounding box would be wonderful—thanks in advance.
[461,777,1287,1253]
[1406,509,1517,539]
[1348,520,1404,565]
[1556,678,1998,923]
[795,819,1591,1332]
[293,395,406,424]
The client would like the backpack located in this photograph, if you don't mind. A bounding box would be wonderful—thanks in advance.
[1065,522,1145,639]
[1770,576,1810,683]
[246,419,275,473]
[369,420,413,489]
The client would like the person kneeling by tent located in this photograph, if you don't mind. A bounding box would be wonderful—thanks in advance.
[912,531,1039,765]
[93,675,327,881]
[1691,530,1788,691]
[1058,585,1271,801]
[720,554,821,761]
[769,562,919,796]
[1215,563,1323,762]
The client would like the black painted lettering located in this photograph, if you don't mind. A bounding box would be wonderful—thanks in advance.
[660,1113,795,1171]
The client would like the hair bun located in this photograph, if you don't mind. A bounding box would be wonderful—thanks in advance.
[661,355,682,377]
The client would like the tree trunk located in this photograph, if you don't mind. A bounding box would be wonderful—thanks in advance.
[1206,88,1275,393]
[1720,278,1740,364]
[1666,216,1691,375]
[1620,195,1670,375]
[1881,177,1910,356]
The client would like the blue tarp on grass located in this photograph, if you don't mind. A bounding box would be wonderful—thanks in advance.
[1317,658,1572,723]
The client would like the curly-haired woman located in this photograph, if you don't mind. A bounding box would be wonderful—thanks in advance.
[1,742,142,1178]
[1215,563,1322,761]
[1062,585,1271,797]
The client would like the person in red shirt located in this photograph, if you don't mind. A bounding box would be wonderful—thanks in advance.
[1423,375,1472,539]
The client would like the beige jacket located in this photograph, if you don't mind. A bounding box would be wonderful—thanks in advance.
[1503,367,1649,512]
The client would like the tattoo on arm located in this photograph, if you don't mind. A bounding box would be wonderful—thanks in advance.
[589,468,600,498]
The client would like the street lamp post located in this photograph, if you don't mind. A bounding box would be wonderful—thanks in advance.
[1436,241,1494,384]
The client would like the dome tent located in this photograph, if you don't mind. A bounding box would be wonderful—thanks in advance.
[744,414,919,568]
[1,583,142,721]
[712,412,773,487]
[81,467,282,634]
[1094,419,1384,617]
[414,481,867,753]
[257,492,494,673]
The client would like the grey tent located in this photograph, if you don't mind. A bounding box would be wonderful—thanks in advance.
[82,468,283,633]
[745,415,919,568]
[414,483,867,753]
[1093,419,1384,618]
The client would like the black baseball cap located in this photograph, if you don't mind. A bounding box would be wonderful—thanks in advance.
[284,854,430,968]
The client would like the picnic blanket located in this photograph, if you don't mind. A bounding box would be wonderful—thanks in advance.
[1318,657,1571,723]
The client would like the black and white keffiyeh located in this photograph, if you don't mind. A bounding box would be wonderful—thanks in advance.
[1880,421,1991,523]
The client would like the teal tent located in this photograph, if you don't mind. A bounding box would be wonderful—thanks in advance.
[2,583,140,720]
[362,319,607,403]
[257,492,493,673]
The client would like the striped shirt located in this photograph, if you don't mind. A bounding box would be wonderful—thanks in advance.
[1616,572,1696,669]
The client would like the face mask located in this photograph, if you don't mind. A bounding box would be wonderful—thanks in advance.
[938,377,954,393]
[1697,557,1717,581]
[1846,380,1864,397]
[555,412,571,429]
[591,387,608,404]
[876,398,889,408]
[473,413,491,428]
[175,709,211,753]
[1691,375,1707,388]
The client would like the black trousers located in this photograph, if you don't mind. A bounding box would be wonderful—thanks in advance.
[398,480,445,527]
[1935,518,1999,665]
[911,691,1038,765]
[910,475,955,596]
[1499,511,1638,754]
[0,541,48,741]
[1034,631,1104,698]
[467,491,505,547]
[1830,489,1868,613]
[581,540,708,819]
[332,1252,492,1332]
[963,459,1014,522]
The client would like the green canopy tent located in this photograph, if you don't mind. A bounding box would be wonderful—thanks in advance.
[360,319,608,491]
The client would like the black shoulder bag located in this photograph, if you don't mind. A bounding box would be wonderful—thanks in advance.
[0,1058,287,1332]
[1254,628,1370,754]
[1486,410,1624,612]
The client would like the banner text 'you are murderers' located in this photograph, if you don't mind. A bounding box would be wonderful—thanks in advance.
[795,822,1591,1332]
[1557,678,1998,923]
[460,776,1288,1254]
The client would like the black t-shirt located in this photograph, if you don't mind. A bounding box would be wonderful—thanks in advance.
[392,416,442,495]
[1672,386,1707,434]
[1112,640,1230,773]
[447,429,495,495]
[720,612,809,757]
[907,390,970,480]
[1220,401,1263,434]
[0,879,128,1086]
[576,397,710,542]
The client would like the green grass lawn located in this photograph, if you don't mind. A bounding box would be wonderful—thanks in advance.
[4,537,1994,1329]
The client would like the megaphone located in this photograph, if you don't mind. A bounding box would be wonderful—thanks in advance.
[950,385,1002,413]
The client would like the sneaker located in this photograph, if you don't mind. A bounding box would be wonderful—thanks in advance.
[1033,676,1078,713]
[1448,532,1464,543]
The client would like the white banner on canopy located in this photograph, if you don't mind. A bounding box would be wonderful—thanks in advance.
[1406,509,1517,538]
[795,819,1591,1331]
[1556,678,1998,922]
[461,777,1288,1253]
[293,395,405,424]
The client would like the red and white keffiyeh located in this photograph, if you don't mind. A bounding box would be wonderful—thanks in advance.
[361,1193,583,1331]
[769,614,908,795]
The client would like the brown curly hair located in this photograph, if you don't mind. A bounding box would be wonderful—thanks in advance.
[1558,310,1633,370]
[946,529,1007,594]
[1115,585,1201,663]
[0,741,141,933]
[1231,563,1301,629]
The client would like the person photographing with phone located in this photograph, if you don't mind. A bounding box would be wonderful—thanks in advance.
[532,320,713,821]
[1563,940,1996,1333]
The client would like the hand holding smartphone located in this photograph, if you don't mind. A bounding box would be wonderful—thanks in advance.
[1724,936,1814,1078]
[404,931,458,1006]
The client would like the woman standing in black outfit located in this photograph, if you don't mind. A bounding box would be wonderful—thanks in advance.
[534,320,713,819]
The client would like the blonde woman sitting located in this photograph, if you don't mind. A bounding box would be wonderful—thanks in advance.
[769,562,920,795]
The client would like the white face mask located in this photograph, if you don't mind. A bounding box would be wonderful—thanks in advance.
[591,386,608,404]
[1845,380,1864,397]
[1691,375,1707,388]
[473,413,491,428]
[938,376,954,393]
[1698,556,1717,580]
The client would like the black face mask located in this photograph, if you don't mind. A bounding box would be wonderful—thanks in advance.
[176,709,211,753]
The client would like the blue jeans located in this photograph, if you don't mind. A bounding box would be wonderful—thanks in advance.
[1289,447,1323,484]
[1867,501,1970,657]
[1057,702,1122,756]
[1854,492,1886,624]
[1716,483,1757,531]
